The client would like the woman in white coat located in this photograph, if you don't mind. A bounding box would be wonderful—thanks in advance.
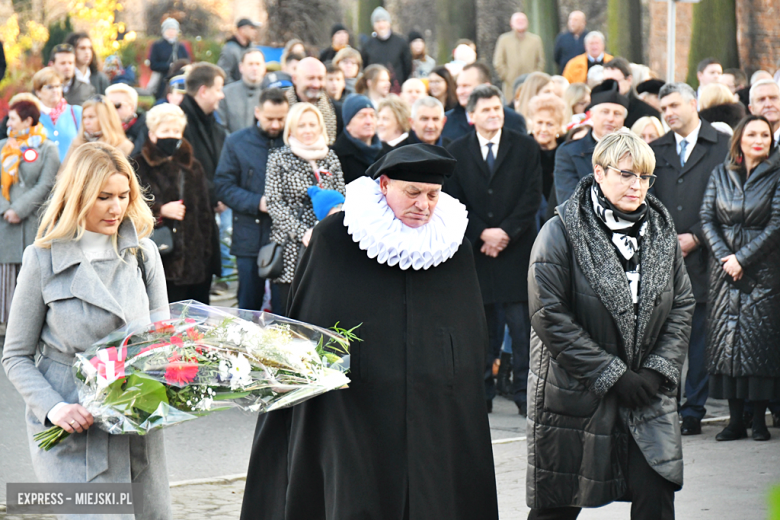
[2,142,171,519]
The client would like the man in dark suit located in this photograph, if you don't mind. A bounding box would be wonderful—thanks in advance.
[442,62,526,143]
[554,79,629,202]
[445,85,542,415]
[651,82,730,436]
[602,57,661,128]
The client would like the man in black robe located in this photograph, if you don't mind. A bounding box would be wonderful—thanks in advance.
[240,144,499,520]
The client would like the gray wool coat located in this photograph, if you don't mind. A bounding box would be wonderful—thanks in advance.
[0,139,59,264]
[1,220,172,520]
[216,79,262,134]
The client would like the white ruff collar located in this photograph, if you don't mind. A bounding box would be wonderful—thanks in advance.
[343,177,468,270]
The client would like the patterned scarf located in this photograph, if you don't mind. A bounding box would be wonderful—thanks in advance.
[48,98,68,125]
[84,130,103,142]
[1,123,47,200]
[590,183,648,305]
[285,89,339,145]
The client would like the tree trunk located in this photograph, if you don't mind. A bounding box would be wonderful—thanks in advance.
[434,0,477,64]
[686,0,739,87]
[358,0,384,39]
[607,0,643,63]
[526,0,560,74]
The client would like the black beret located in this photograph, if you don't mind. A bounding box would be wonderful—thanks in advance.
[367,143,457,185]
[636,78,666,96]
[586,79,630,111]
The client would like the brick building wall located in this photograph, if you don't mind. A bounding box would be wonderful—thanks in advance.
[649,0,780,82]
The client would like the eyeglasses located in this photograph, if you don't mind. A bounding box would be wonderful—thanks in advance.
[606,165,657,188]
[42,84,63,90]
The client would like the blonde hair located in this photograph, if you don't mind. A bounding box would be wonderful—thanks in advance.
[630,116,665,140]
[9,92,43,111]
[283,102,328,146]
[527,93,566,129]
[105,83,139,110]
[592,128,656,175]
[32,67,63,92]
[699,83,737,110]
[333,47,363,75]
[514,72,552,120]
[69,97,128,149]
[146,103,188,134]
[378,94,411,133]
[564,82,591,122]
[35,142,154,248]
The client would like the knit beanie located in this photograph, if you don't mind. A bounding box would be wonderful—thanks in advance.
[331,23,348,38]
[161,18,180,34]
[308,186,345,221]
[342,94,374,126]
[371,7,391,25]
[408,30,424,43]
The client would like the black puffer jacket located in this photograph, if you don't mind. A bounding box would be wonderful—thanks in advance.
[700,155,780,378]
[698,102,746,130]
[526,176,695,509]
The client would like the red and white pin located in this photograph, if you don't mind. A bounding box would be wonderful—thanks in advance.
[22,148,38,163]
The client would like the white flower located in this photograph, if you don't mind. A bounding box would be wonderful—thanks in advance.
[218,360,229,380]
[228,353,253,389]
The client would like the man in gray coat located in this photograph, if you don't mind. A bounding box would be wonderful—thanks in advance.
[50,43,95,107]
[217,18,260,84]
[217,49,266,134]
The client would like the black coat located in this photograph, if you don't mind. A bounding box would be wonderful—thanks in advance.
[445,129,542,304]
[700,157,780,378]
[214,124,284,257]
[698,102,746,130]
[553,128,597,203]
[527,177,694,509]
[124,111,147,157]
[442,104,526,143]
[180,94,227,206]
[331,131,380,184]
[240,215,498,520]
[553,30,588,73]
[377,130,451,158]
[626,93,661,129]
[650,120,730,302]
[132,139,214,285]
[361,32,413,90]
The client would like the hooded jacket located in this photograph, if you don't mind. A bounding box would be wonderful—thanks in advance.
[526,175,695,509]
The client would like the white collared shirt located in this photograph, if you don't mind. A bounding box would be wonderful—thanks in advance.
[387,132,408,147]
[674,121,702,164]
[588,53,605,63]
[75,67,92,85]
[477,129,501,161]
[774,127,780,147]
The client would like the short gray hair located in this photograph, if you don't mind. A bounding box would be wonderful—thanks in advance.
[749,78,780,105]
[658,82,696,102]
[411,96,444,119]
[466,84,504,113]
[584,31,605,46]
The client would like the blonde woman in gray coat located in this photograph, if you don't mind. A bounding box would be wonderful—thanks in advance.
[1,142,172,519]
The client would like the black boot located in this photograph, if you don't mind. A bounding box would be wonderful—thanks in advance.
[716,398,748,441]
[496,351,512,397]
[751,401,771,441]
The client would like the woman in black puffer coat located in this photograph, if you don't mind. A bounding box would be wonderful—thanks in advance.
[700,114,780,442]
[526,130,694,520]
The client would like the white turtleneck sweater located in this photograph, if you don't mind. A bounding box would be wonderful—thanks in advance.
[78,229,117,262]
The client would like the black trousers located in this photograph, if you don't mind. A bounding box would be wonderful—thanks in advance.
[528,435,676,520]
[484,301,531,407]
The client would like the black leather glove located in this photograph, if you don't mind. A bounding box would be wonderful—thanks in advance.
[637,368,664,397]
[612,370,655,409]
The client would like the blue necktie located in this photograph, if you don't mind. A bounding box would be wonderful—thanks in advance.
[679,140,688,167]
[486,142,496,173]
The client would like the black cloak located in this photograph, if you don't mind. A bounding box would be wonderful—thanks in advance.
[240,214,499,520]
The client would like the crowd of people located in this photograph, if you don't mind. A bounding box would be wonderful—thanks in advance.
[1,6,779,520]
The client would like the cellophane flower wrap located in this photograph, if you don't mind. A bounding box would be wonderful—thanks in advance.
[35,301,353,448]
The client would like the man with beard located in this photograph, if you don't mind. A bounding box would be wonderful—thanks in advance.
[214,88,289,311]
[284,57,343,144]
[240,144,499,520]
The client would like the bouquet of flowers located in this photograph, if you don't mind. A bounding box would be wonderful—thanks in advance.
[35,301,357,450]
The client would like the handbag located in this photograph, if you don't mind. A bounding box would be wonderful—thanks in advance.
[257,241,284,279]
[258,207,306,279]
[152,169,185,257]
